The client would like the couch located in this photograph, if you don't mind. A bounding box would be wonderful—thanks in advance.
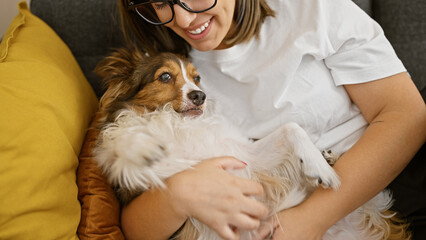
[0,0,424,239]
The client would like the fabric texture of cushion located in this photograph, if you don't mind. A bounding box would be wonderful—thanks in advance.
[0,2,98,239]
[352,0,372,16]
[373,0,426,100]
[30,0,125,98]
[77,112,124,240]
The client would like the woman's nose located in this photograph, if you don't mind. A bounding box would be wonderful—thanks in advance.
[173,5,197,28]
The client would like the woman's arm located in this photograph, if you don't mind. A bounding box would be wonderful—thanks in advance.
[121,157,268,240]
[271,72,426,239]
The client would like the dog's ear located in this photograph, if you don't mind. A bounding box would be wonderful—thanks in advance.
[96,48,144,96]
[95,48,145,125]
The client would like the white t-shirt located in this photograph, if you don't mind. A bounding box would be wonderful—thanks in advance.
[189,0,406,154]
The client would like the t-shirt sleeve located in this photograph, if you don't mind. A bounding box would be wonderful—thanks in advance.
[322,0,406,86]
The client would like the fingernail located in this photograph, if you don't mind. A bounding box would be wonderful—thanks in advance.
[240,160,247,166]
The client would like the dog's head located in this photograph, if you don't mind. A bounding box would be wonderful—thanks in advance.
[95,48,206,125]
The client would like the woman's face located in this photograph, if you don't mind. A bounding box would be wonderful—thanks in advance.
[164,0,236,51]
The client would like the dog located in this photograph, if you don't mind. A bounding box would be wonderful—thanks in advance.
[93,48,410,240]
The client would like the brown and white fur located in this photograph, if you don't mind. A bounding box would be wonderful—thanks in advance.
[93,48,410,240]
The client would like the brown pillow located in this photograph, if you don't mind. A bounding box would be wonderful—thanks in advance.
[77,113,125,240]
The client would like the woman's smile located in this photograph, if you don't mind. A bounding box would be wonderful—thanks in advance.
[185,18,213,41]
[188,19,211,35]
[165,1,236,51]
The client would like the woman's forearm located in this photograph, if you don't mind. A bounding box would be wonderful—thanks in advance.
[121,185,186,240]
[301,109,425,230]
[299,74,426,230]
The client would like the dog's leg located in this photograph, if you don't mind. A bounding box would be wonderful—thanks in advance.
[96,123,169,191]
[249,122,340,189]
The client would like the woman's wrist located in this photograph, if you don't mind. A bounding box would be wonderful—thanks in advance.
[164,171,192,221]
[296,193,337,233]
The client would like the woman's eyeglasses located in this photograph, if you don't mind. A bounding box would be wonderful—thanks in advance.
[128,0,217,25]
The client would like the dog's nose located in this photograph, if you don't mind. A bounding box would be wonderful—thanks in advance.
[187,90,206,106]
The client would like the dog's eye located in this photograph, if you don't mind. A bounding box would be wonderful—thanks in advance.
[193,75,201,84]
[159,72,172,83]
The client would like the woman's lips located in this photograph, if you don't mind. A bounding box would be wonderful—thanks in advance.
[188,19,211,34]
[185,18,213,40]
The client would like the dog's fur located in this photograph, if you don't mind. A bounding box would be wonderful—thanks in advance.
[93,48,410,240]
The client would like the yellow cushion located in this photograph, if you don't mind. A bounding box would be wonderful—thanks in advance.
[0,2,98,239]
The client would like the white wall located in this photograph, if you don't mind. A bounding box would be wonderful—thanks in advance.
[1,0,31,38]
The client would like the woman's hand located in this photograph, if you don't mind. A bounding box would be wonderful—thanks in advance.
[166,156,268,240]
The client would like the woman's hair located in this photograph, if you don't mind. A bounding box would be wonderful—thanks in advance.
[118,0,275,57]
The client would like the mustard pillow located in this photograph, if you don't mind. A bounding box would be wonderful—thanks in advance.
[0,2,98,239]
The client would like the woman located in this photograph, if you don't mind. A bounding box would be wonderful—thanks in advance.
[117,0,426,239]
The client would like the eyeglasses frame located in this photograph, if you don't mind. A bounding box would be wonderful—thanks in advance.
[128,0,218,25]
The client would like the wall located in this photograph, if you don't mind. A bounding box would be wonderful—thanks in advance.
[0,0,31,38]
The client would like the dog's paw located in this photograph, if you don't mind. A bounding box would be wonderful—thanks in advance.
[321,150,339,166]
[115,131,167,167]
[276,122,340,189]
[299,151,340,190]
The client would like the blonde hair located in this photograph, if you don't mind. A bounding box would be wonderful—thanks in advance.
[118,0,275,57]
